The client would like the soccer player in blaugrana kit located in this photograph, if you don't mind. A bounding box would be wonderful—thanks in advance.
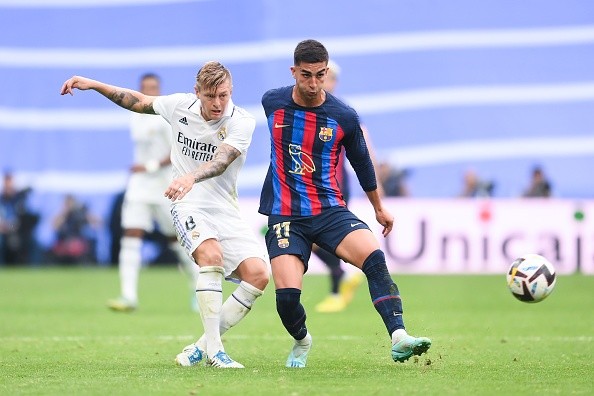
[61,62,269,369]
[259,39,431,368]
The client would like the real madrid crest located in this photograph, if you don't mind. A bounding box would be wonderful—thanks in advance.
[318,127,333,142]
[217,127,227,141]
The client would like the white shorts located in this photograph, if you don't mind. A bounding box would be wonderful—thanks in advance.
[121,198,175,236]
[170,203,267,277]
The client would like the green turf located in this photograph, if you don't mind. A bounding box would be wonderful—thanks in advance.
[0,267,592,395]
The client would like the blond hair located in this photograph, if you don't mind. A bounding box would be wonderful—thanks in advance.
[195,61,232,93]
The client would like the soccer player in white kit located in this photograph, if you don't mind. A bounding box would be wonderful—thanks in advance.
[106,73,198,312]
[61,62,270,369]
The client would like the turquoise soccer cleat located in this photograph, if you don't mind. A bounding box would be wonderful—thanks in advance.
[285,333,312,368]
[391,335,432,363]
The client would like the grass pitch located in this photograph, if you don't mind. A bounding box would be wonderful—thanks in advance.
[0,267,592,395]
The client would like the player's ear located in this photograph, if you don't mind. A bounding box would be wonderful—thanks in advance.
[194,85,200,98]
[290,66,297,80]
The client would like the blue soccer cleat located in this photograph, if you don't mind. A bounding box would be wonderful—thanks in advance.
[391,335,432,363]
[208,351,244,369]
[286,333,312,368]
[175,344,205,367]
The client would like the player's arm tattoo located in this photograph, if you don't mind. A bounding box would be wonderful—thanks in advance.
[192,143,241,183]
[107,89,156,114]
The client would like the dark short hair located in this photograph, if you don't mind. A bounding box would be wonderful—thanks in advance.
[140,73,160,83]
[294,39,329,66]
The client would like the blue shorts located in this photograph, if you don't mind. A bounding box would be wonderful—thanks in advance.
[265,206,370,272]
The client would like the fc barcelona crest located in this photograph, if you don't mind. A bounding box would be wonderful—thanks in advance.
[278,238,290,249]
[318,127,333,142]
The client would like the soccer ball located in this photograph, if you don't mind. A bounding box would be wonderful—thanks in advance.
[506,254,557,303]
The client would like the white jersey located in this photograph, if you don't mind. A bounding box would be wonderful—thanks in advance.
[153,93,255,210]
[125,113,172,203]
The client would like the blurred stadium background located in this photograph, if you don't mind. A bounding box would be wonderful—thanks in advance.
[1,0,593,269]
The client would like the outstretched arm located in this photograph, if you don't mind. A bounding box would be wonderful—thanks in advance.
[60,75,156,114]
[164,143,241,201]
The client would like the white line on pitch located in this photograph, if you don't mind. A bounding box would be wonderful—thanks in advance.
[0,335,591,342]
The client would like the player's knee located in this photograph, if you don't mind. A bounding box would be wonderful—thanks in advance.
[237,258,270,290]
[252,259,270,288]
[247,270,269,291]
[123,228,144,238]
[276,288,301,311]
[193,250,223,266]
[363,249,386,270]
[276,288,307,337]
[254,270,270,291]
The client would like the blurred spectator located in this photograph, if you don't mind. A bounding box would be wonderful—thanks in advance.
[0,171,39,264]
[522,165,552,197]
[378,162,409,197]
[459,169,494,198]
[49,194,100,264]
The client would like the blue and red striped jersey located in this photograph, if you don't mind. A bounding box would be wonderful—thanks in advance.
[259,86,377,216]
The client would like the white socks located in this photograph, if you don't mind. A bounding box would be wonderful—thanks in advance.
[195,266,225,356]
[196,281,264,351]
[118,236,142,304]
[392,328,408,345]
[292,332,313,357]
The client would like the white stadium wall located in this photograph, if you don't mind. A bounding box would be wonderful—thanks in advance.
[239,198,592,275]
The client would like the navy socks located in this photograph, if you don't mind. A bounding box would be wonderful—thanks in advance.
[276,288,308,340]
[361,249,405,334]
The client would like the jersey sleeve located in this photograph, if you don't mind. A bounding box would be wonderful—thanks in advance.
[153,93,186,123]
[342,114,378,192]
[222,112,256,154]
[261,89,274,117]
